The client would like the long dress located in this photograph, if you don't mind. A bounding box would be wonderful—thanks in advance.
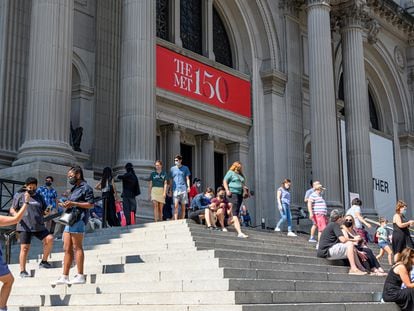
[392,215,414,254]
[383,266,414,311]
[102,178,120,227]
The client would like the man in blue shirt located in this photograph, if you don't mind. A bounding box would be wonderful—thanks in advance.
[170,155,191,220]
[37,176,58,232]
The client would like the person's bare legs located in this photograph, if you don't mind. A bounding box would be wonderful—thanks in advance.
[157,203,163,221]
[384,245,393,265]
[310,224,317,239]
[205,209,212,227]
[71,233,85,275]
[42,234,53,262]
[180,202,186,219]
[173,200,179,220]
[0,273,14,309]
[346,241,365,273]
[152,201,158,222]
[19,244,30,273]
[62,232,73,276]
[376,249,384,261]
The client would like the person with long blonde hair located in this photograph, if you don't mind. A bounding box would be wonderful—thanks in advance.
[383,247,414,310]
[392,200,414,262]
[223,161,247,218]
[148,160,168,222]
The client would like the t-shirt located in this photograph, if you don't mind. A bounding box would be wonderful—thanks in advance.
[210,197,229,210]
[13,192,47,232]
[377,226,388,243]
[170,165,191,192]
[304,188,314,201]
[223,170,244,195]
[317,222,344,258]
[346,205,362,229]
[190,193,211,210]
[278,187,290,205]
[150,171,168,188]
[308,192,327,215]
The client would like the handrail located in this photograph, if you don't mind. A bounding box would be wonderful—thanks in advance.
[0,179,25,211]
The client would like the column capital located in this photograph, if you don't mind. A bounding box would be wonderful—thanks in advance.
[334,0,369,29]
[260,70,287,96]
[306,0,331,9]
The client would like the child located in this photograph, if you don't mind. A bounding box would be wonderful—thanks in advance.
[376,217,393,265]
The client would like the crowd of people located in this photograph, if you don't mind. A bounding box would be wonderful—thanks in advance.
[0,157,413,311]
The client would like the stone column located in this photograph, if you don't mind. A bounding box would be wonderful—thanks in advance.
[117,0,156,175]
[169,0,182,46]
[166,125,181,170]
[340,5,375,212]
[202,0,214,60]
[14,0,75,166]
[200,135,214,190]
[307,0,342,207]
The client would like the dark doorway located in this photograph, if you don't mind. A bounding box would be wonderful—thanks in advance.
[180,143,193,177]
[214,152,224,192]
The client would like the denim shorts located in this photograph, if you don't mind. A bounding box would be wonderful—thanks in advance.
[0,250,10,277]
[64,219,85,234]
[378,241,389,249]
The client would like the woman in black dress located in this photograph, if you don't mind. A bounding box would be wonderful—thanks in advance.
[383,247,414,310]
[95,167,120,227]
[392,200,414,262]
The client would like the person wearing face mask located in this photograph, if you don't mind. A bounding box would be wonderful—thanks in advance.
[169,155,191,220]
[53,166,94,285]
[10,177,54,277]
[274,179,296,237]
[189,178,201,204]
[392,200,414,263]
[148,160,168,222]
[341,215,386,276]
[36,176,58,232]
[345,198,371,243]
[188,187,214,224]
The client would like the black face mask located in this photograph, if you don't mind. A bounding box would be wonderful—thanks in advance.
[68,177,77,185]
[344,220,353,228]
[218,194,225,199]
[28,190,36,196]
[45,182,52,187]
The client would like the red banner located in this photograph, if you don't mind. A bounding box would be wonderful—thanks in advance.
[156,45,251,118]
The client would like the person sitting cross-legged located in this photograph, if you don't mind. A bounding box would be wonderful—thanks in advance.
[317,209,367,275]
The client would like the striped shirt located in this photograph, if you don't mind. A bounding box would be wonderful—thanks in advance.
[309,192,327,215]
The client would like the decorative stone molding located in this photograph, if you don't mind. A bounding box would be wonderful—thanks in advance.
[399,134,414,149]
[394,46,406,71]
[279,0,304,13]
[260,70,287,96]
[334,0,370,28]
[365,19,381,44]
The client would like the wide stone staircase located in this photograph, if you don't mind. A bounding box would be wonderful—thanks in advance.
[2,220,398,310]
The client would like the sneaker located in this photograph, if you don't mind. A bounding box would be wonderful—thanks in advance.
[52,275,70,285]
[308,237,317,243]
[287,231,297,237]
[19,271,30,278]
[69,274,86,284]
[274,227,281,232]
[221,228,228,232]
[39,261,52,269]
[237,233,248,238]
[315,243,319,250]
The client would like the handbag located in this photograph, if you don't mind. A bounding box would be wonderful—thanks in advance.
[242,186,250,199]
[57,207,82,226]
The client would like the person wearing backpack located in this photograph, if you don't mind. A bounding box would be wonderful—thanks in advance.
[117,163,140,225]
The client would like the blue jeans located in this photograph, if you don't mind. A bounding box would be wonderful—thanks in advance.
[276,203,292,232]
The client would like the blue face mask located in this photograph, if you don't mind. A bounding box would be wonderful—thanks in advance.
[402,209,407,215]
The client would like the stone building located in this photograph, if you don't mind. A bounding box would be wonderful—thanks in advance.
[0,0,413,225]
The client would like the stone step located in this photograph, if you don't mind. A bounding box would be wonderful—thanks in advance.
[17,305,243,311]
[234,290,381,304]
[228,279,385,292]
[8,291,236,307]
[241,303,398,311]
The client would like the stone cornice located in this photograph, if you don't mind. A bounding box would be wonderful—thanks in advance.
[399,134,414,149]
[260,70,287,96]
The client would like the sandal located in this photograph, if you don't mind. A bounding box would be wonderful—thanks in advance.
[349,269,367,275]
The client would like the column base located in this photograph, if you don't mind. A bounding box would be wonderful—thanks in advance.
[0,149,17,169]
[13,140,76,167]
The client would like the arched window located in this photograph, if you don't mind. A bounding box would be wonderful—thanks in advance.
[213,6,232,68]
[156,0,170,41]
[180,0,202,54]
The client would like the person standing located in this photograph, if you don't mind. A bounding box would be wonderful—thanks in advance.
[10,177,54,277]
[36,176,58,232]
[170,155,191,220]
[0,191,33,311]
[307,183,328,248]
[346,198,371,242]
[392,200,414,263]
[54,166,94,285]
[223,161,247,219]
[117,163,141,225]
[95,167,119,227]
[275,179,297,237]
[304,180,320,243]
[148,160,168,222]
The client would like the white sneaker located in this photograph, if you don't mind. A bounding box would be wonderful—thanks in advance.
[69,274,86,285]
[274,227,281,232]
[237,233,248,238]
[52,275,70,285]
[287,231,297,237]
[221,228,228,232]
[315,243,319,250]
